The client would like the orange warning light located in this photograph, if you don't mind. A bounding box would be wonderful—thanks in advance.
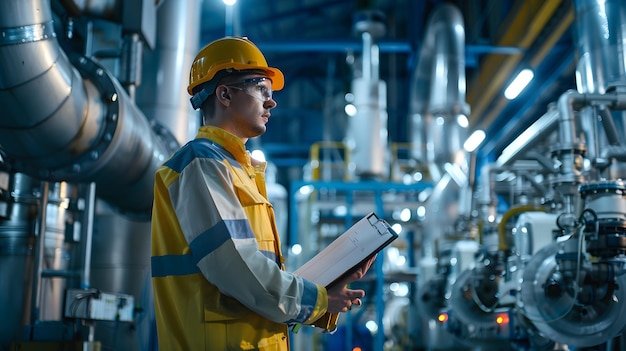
[496,313,509,324]
[437,313,448,323]
[352,347,362,351]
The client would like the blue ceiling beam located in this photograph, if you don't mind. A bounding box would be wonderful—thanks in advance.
[256,40,522,55]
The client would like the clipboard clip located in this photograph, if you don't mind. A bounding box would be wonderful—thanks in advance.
[367,213,392,236]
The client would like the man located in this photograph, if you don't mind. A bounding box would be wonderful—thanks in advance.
[151,36,375,350]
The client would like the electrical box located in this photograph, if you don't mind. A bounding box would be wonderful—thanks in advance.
[64,289,134,322]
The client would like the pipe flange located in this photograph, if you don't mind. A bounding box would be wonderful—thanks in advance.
[580,179,626,197]
[549,142,587,156]
[46,54,121,179]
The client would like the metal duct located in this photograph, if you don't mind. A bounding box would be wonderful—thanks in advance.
[409,3,469,177]
[409,3,469,256]
[574,0,626,94]
[136,0,201,144]
[0,0,170,216]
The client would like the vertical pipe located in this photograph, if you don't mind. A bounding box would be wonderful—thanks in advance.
[409,3,469,168]
[30,181,49,324]
[80,182,96,289]
[362,31,372,81]
[136,0,202,144]
[574,0,626,94]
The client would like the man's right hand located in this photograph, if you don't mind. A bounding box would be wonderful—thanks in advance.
[326,254,377,313]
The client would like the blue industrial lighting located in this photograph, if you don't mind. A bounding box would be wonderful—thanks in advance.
[504,68,534,100]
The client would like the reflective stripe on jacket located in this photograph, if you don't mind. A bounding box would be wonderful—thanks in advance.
[151,126,327,350]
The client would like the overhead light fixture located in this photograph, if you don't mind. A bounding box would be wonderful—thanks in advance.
[223,0,237,36]
[504,68,534,100]
[463,129,486,152]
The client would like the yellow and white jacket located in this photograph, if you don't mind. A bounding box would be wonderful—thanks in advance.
[151,126,330,350]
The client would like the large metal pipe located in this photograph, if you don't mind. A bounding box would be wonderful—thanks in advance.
[410,3,469,254]
[496,105,561,167]
[409,3,469,174]
[136,0,202,144]
[0,0,169,216]
[574,0,626,179]
[574,0,626,94]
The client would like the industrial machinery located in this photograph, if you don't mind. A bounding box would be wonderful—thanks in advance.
[411,0,626,350]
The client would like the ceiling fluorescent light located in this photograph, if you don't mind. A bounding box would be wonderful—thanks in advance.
[463,129,486,152]
[504,68,534,100]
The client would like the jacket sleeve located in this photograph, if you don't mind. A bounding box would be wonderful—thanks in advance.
[169,156,328,325]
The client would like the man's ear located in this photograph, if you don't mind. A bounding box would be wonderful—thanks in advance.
[215,86,231,105]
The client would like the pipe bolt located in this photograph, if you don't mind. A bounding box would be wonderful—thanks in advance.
[90,151,99,160]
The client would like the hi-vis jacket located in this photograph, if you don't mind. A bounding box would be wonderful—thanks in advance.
[151,126,330,350]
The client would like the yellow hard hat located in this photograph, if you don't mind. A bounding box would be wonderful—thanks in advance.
[187,36,284,95]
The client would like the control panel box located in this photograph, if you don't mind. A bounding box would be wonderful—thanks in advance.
[64,289,134,322]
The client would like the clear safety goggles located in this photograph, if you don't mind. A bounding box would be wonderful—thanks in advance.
[226,77,273,102]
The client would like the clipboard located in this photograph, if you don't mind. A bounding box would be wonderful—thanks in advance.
[294,212,398,288]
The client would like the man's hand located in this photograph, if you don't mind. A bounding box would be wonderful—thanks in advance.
[326,254,377,313]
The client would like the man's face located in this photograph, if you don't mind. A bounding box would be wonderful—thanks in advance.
[220,75,278,139]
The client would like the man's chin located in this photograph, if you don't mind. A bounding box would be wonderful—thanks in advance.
[252,126,267,137]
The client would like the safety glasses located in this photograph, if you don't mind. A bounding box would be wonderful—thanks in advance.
[225,77,273,102]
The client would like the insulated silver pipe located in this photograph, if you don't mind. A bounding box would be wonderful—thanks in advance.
[410,3,470,263]
[136,0,202,144]
[409,3,469,172]
[0,0,169,216]
[496,104,560,167]
[574,0,626,94]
